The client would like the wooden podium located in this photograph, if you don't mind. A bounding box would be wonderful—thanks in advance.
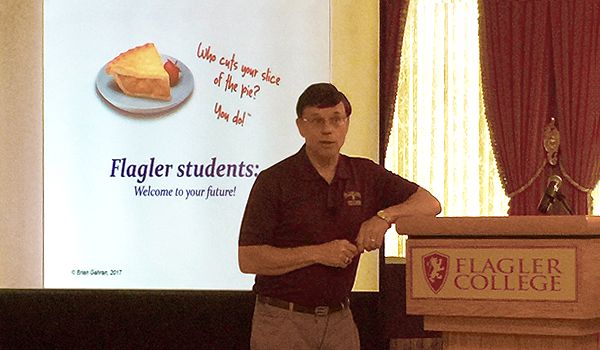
[399,216,600,350]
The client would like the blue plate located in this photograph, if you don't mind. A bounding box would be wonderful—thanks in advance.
[96,55,194,114]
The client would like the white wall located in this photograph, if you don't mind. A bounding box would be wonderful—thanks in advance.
[0,1,43,288]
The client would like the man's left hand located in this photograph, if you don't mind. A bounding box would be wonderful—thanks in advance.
[355,216,389,253]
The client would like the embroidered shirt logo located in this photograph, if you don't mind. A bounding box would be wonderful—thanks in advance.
[343,191,362,206]
[422,251,449,294]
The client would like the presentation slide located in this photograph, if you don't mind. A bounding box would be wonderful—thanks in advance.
[43,0,330,289]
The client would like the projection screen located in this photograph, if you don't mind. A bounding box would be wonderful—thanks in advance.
[43,0,331,289]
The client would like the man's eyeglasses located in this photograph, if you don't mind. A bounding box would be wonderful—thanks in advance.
[301,116,349,128]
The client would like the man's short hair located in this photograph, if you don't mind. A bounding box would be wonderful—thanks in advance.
[295,83,352,118]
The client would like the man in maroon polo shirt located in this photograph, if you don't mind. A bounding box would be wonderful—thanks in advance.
[238,83,441,350]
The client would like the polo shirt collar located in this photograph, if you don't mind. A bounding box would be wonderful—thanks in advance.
[294,145,351,181]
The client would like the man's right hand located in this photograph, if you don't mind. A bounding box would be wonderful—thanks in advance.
[314,239,359,268]
[239,240,359,276]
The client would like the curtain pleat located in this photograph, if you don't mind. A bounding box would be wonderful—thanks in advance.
[550,0,600,214]
[380,0,410,163]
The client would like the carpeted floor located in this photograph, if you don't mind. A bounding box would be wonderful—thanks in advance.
[390,338,443,350]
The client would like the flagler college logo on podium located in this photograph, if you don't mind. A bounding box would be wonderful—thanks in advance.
[422,251,449,294]
[412,246,577,301]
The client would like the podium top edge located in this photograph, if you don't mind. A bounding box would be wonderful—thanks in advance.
[396,215,600,236]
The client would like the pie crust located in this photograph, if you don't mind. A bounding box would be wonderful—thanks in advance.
[106,43,171,101]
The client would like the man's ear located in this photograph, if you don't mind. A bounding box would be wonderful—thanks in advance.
[296,118,306,137]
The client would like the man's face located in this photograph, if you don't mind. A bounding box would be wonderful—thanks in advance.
[296,102,349,161]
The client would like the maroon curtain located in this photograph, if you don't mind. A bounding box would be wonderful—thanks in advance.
[479,1,553,215]
[550,0,600,214]
[480,0,600,215]
[380,0,410,163]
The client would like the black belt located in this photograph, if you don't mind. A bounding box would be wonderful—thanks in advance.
[256,295,349,316]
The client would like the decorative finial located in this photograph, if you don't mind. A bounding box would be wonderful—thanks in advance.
[543,117,560,166]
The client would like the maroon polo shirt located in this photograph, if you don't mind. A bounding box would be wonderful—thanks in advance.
[238,146,418,307]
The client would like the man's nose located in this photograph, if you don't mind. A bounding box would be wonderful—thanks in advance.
[320,121,335,132]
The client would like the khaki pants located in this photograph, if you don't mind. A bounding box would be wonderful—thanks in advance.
[250,300,360,350]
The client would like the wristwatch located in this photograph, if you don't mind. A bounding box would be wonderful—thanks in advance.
[376,209,394,227]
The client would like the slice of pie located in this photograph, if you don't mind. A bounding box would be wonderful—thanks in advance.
[105,43,171,101]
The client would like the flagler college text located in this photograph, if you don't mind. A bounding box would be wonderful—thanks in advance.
[453,257,562,292]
